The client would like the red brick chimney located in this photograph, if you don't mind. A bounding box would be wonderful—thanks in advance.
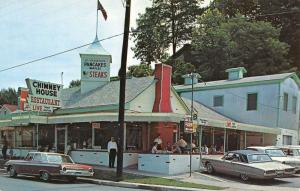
[152,64,172,112]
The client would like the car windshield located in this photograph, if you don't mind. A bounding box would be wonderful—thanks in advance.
[247,154,272,163]
[47,154,73,163]
[265,149,286,157]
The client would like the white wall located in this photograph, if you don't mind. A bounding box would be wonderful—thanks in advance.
[180,83,280,128]
[70,151,138,167]
[138,154,200,175]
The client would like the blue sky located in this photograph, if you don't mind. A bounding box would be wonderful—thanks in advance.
[0,0,210,90]
[0,0,152,89]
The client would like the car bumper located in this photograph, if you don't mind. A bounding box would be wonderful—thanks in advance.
[60,170,94,177]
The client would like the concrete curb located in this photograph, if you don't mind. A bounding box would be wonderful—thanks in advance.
[78,177,222,191]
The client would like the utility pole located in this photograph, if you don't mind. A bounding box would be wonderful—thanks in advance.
[116,0,131,180]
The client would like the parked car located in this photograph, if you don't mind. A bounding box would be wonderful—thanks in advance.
[202,150,295,181]
[275,145,300,159]
[4,152,94,182]
[247,146,300,172]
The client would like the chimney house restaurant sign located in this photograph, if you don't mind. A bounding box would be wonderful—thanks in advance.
[25,78,62,112]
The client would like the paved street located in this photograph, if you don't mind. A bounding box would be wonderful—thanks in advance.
[0,174,148,191]
[170,172,300,191]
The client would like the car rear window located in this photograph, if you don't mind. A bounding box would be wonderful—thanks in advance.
[47,155,73,163]
[248,154,272,163]
[265,149,286,157]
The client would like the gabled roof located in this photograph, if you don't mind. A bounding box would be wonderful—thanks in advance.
[181,97,232,121]
[1,104,17,112]
[59,76,155,112]
[175,72,300,92]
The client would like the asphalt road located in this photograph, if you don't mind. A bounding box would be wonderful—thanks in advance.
[0,175,148,191]
[196,172,300,189]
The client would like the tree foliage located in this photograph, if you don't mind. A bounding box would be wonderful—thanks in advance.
[212,0,300,70]
[192,9,292,81]
[171,60,195,85]
[127,64,153,77]
[0,88,18,106]
[132,0,203,65]
[69,79,81,88]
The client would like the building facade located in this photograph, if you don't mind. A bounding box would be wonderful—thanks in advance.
[176,67,300,146]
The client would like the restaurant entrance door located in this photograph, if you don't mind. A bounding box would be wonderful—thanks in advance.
[55,126,67,154]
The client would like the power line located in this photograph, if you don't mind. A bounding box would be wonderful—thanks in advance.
[0,32,124,73]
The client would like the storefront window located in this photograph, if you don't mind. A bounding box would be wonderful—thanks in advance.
[93,122,117,150]
[15,127,34,147]
[38,125,54,151]
[126,124,142,151]
[68,123,92,149]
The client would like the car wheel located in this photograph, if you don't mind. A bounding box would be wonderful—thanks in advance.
[240,173,249,181]
[8,166,17,177]
[206,163,214,174]
[40,171,51,181]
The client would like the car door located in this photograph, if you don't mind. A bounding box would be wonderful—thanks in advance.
[231,154,247,176]
[18,153,34,174]
[220,153,235,174]
[31,153,43,175]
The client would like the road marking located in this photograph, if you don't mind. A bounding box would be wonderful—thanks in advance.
[194,172,227,182]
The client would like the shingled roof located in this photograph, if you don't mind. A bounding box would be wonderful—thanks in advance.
[60,76,155,109]
[181,97,232,121]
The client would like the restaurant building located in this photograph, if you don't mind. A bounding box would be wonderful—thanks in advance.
[0,37,284,174]
[0,37,190,167]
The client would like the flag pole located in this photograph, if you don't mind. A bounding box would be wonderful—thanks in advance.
[96,0,99,37]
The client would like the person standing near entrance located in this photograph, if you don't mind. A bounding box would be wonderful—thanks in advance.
[107,137,117,168]
[2,139,8,160]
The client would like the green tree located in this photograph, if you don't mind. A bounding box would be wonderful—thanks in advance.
[69,79,81,88]
[192,9,292,81]
[0,88,18,106]
[132,0,203,65]
[171,60,195,85]
[127,64,153,77]
[212,0,300,70]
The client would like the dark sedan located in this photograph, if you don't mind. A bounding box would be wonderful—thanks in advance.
[5,152,94,182]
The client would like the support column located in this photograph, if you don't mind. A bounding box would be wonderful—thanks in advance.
[262,133,265,146]
[224,128,226,152]
[64,125,68,153]
[92,126,95,148]
[36,124,39,150]
[244,131,247,148]
[54,125,57,152]
[212,128,215,145]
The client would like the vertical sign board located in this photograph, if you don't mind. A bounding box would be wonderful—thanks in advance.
[81,55,110,82]
[25,79,63,112]
[184,116,194,133]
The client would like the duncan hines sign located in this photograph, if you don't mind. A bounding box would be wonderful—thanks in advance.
[25,78,63,112]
